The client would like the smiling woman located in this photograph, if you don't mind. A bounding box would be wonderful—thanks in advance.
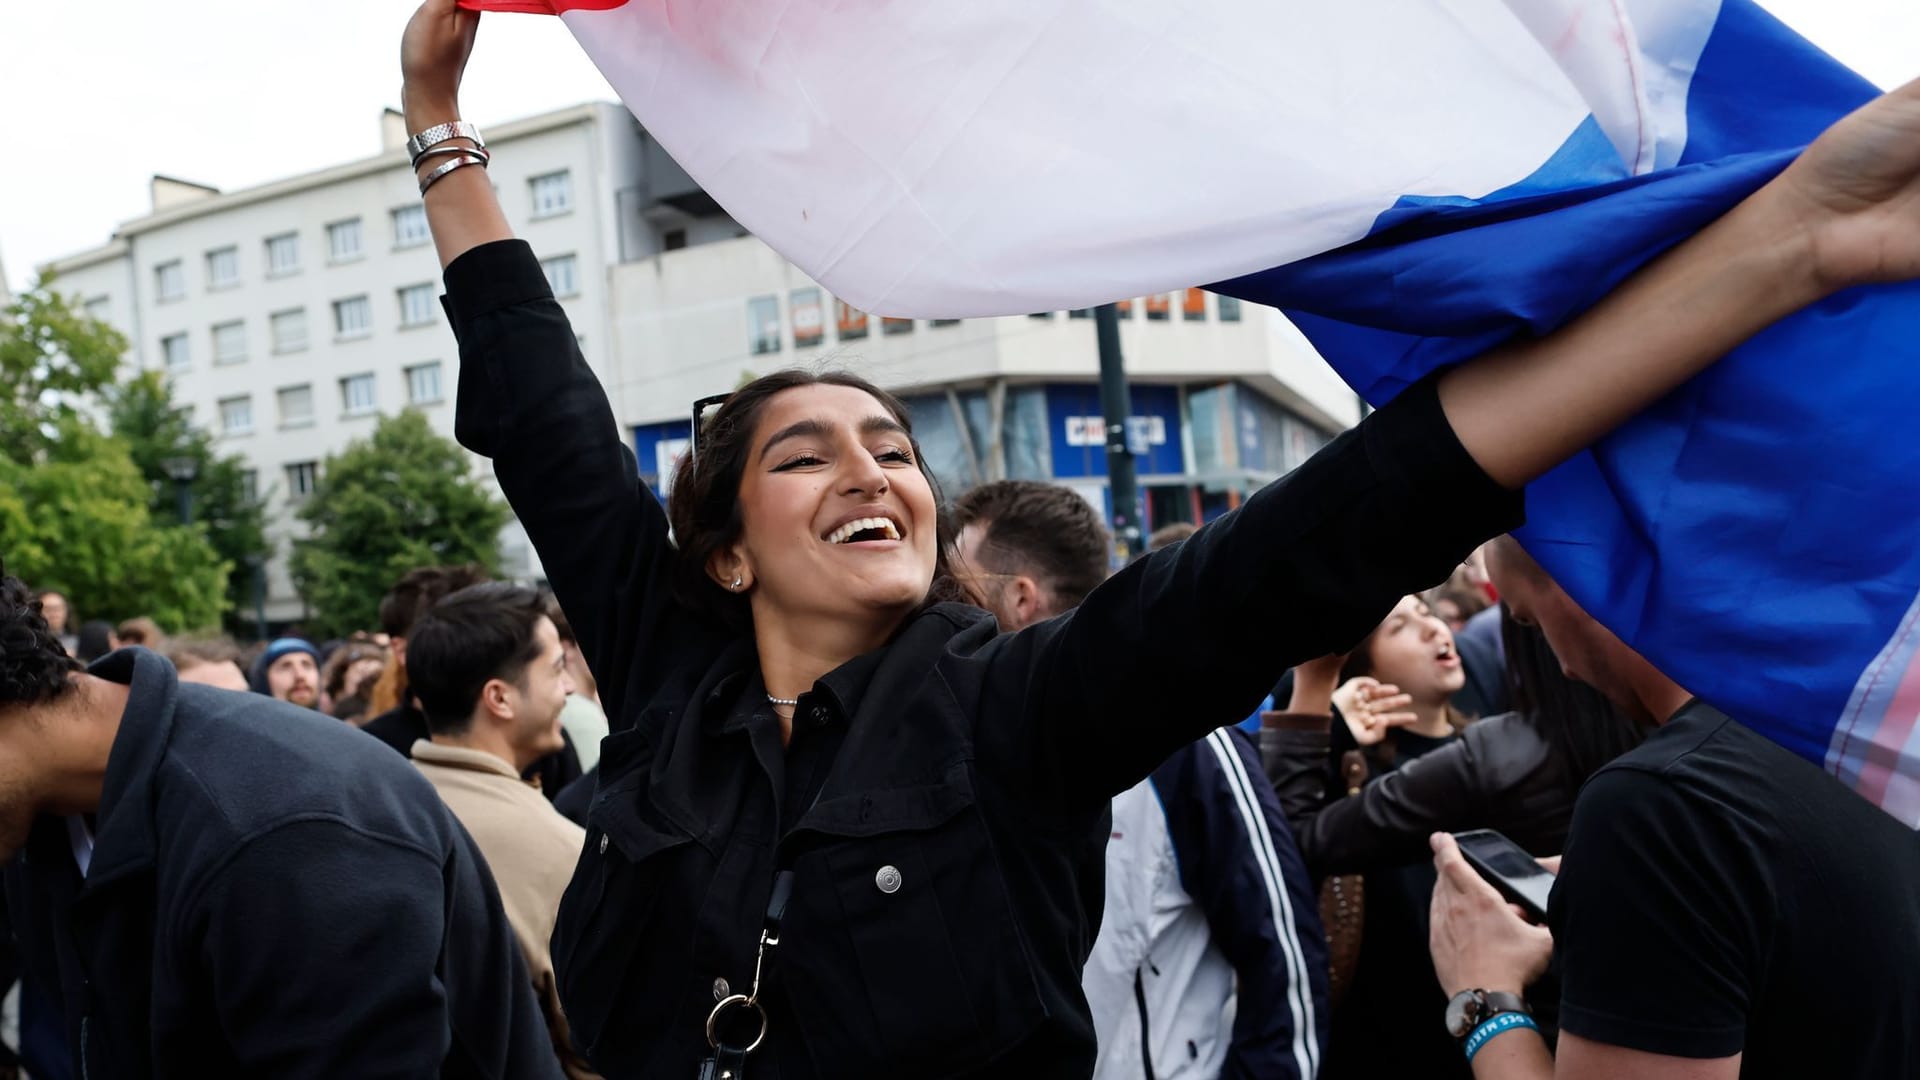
[397,0,1920,1073]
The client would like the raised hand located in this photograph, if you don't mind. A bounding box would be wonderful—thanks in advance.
[1331,676,1416,747]
[401,0,481,130]
[1771,75,1920,291]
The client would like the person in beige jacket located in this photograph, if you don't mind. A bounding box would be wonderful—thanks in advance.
[401,581,600,1080]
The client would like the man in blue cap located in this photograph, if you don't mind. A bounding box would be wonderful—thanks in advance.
[248,638,321,709]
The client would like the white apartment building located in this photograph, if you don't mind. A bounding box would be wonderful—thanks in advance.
[607,237,1362,534]
[43,103,741,625]
[45,99,1361,624]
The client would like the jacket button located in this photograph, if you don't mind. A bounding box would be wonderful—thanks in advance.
[875,865,902,894]
[713,977,730,1001]
[598,834,609,855]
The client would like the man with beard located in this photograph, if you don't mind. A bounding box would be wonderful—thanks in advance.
[247,637,321,709]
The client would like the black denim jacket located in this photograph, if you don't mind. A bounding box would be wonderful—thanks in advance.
[443,239,1525,1078]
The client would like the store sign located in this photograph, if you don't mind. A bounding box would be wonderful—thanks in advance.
[1065,415,1166,449]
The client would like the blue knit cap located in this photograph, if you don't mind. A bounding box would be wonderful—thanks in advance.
[248,637,321,695]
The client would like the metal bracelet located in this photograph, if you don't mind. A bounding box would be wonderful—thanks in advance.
[412,143,490,168]
[406,120,485,166]
[418,153,488,196]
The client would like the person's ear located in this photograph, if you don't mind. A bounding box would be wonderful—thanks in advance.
[706,548,753,594]
[480,678,515,723]
[1011,575,1045,627]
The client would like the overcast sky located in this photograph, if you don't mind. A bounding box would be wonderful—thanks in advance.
[3,1,1914,292]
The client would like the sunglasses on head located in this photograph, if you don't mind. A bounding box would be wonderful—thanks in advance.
[690,393,732,459]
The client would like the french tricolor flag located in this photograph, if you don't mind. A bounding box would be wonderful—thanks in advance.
[461,0,1920,825]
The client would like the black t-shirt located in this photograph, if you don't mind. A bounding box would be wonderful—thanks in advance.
[1552,701,1920,1077]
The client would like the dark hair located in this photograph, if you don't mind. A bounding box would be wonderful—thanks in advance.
[1339,598,1472,757]
[405,582,551,736]
[1501,607,1649,789]
[666,369,968,629]
[953,480,1110,610]
[321,640,390,701]
[378,564,491,639]
[115,616,163,647]
[2,571,80,706]
[1147,522,1198,552]
[74,621,117,664]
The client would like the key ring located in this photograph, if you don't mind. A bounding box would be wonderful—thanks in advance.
[705,993,768,1054]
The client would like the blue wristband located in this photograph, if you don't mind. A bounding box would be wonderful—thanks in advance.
[1463,1011,1539,1062]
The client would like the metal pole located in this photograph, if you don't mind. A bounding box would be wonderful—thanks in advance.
[252,559,268,641]
[1093,303,1143,563]
[174,478,193,526]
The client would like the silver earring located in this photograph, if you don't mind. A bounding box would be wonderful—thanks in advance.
[731,576,743,591]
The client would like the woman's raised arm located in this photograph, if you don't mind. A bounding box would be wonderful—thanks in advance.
[1440,76,1920,489]
[402,0,509,269]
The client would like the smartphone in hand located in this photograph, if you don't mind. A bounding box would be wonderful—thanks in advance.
[1453,829,1555,922]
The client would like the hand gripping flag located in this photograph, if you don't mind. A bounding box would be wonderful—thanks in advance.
[463,0,1920,825]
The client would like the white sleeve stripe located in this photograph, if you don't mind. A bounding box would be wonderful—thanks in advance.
[1204,728,1321,1078]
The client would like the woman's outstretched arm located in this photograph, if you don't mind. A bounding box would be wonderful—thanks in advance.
[1440,76,1920,489]
[402,0,509,267]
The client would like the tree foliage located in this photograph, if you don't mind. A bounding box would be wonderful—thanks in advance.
[0,282,229,630]
[290,410,509,638]
[106,370,272,630]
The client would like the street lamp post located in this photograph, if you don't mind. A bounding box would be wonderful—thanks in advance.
[244,553,268,642]
[161,456,199,525]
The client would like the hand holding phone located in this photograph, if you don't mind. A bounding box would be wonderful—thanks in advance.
[1451,829,1556,922]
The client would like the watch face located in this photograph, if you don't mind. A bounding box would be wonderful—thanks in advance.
[1444,990,1485,1039]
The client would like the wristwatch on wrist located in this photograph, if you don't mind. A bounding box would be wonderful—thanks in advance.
[1444,988,1530,1039]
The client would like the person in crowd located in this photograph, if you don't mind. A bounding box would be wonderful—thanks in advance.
[1333,595,1480,764]
[956,480,1328,1079]
[0,567,561,1078]
[32,590,75,655]
[543,596,609,773]
[1144,520,1198,554]
[71,621,117,665]
[157,636,250,692]
[1268,609,1646,875]
[246,637,321,709]
[1428,536,1920,1077]
[405,0,1920,1071]
[405,583,599,1079]
[112,617,164,650]
[362,565,583,798]
[319,637,389,720]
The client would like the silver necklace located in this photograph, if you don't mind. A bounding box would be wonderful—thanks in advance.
[766,693,799,707]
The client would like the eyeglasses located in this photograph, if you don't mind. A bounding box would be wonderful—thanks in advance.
[690,393,732,458]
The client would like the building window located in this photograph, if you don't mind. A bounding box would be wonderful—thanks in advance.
[882,316,914,336]
[327,219,364,263]
[529,170,573,218]
[392,205,430,248]
[212,320,247,366]
[340,373,377,416]
[1182,288,1208,321]
[663,228,688,251]
[265,232,301,276]
[406,362,444,405]
[206,246,240,289]
[161,332,190,371]
[277,384,314,428]
[219,395,253,435]
[1217,295,1243,322]
[1144,294,1171,321]
[541,254,579,298]
[1068,308,1092,319]
[333,295,372,338]
[398,283,436,327]
[790,287,824,348]
[1027,312,1053,320]
[155,261,185,302]
[286,461,319,501]
[84,296,110,322]
[1116,298,1135,317]
[930,318,960,328]
[239,469,259,505]
[747,295,780,355]
[270,308,308,353]
[835,298,868,342]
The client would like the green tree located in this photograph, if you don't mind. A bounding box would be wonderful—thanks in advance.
[290,410,510,638]
[107,370,272,632]
[0,281,229,630]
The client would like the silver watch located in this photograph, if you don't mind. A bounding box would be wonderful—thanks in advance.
[406,121,485,163]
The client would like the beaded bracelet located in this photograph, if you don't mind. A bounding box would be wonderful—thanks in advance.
[1463,1011,1540,1062]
